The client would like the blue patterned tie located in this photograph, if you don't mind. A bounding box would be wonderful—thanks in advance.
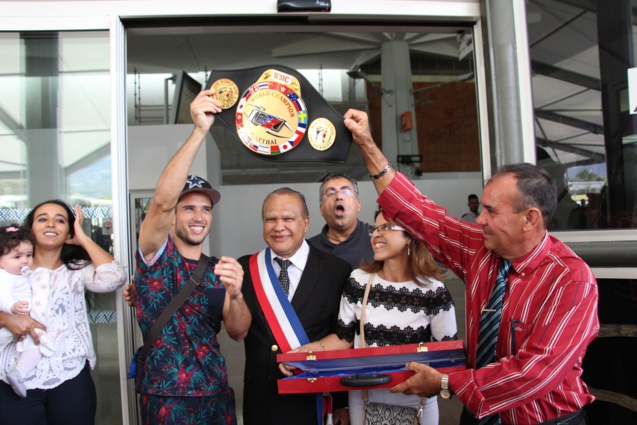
[476,259,512,425]
[274,257,291,295]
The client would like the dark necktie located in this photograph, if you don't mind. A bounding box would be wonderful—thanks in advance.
[476,259,512,425]
[274,257,291,295]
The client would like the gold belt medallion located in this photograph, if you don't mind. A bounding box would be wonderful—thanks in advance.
[210,78,240,109]
[236,69,308,156]
[308,118,336,151]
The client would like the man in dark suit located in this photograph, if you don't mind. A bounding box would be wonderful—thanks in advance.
[239,187,352,425]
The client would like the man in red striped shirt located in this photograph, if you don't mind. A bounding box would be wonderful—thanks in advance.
[343,109,598,425]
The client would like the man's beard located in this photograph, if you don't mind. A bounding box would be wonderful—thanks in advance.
[175,226,209,246]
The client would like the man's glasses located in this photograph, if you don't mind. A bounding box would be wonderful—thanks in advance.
[322,188,355,199]
[371,223,406,235]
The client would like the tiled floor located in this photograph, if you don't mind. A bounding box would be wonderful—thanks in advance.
[219,276,467,425]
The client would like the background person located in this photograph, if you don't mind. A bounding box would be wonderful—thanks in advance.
[133,90,250,425]
[239,187,352,425]
[0,200,127,425]
[92,223,112,254]
[282,212,457,425]
[460,194,480,223]
[343,108,599,425]
[308,173,374,268]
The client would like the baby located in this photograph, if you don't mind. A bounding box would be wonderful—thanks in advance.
[0,225,52,398]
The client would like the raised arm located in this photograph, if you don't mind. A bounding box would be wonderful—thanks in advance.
[344,109,397,195]
[139,90,222,261]
[67,205,115,268]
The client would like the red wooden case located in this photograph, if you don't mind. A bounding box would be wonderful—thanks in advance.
[277,340,466,394]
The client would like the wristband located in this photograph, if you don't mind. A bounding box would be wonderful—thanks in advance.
[370,163,393,180]
[440,374,451,400]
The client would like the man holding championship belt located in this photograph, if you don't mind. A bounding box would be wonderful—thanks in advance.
[132,91,251,425]
[343,109,598,425]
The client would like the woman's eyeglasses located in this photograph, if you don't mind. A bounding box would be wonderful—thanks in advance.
[371,223,406,235]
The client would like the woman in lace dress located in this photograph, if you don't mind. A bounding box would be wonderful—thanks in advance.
[0,200,127,425]
[281,212,457,425]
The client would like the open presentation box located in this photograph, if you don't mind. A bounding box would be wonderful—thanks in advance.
[277,340,466,394]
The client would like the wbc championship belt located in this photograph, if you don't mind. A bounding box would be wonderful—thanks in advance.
[206,65,351,162]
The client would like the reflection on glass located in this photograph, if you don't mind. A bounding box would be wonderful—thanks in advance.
[0,30,119,425]
[528,0,637,230]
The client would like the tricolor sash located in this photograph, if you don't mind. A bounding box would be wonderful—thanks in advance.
[249,248,309,353]
[250,248,332,424]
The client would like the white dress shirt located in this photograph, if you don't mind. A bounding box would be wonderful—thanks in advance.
[271,240,310,301]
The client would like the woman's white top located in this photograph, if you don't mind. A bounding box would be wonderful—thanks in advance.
[338,269,458,425]
[0,260,126,389]
[338,269,458,348]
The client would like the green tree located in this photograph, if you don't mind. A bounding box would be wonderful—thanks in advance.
[574,169,604,182]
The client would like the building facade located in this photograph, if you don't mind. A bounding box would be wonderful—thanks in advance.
[0,1,635,423]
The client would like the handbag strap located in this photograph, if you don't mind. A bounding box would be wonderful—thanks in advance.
[359,273,375,349]
[361,273,376,408]
[360,272,425,425]
[137,253,209,365]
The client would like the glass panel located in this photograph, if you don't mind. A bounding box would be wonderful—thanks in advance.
[527,0,637,230]
[0,33,27,210]
[0,30,119,425]
[126,25,479,425]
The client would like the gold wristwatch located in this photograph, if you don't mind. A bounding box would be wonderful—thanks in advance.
[440,374,451,399]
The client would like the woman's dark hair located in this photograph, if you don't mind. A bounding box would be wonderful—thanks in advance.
[23,200,91,270]
[0,224,34,256]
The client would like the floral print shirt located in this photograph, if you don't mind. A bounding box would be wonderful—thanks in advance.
[134,235,230,397]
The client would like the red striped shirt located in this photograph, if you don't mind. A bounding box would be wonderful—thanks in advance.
[379,172,599,424]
